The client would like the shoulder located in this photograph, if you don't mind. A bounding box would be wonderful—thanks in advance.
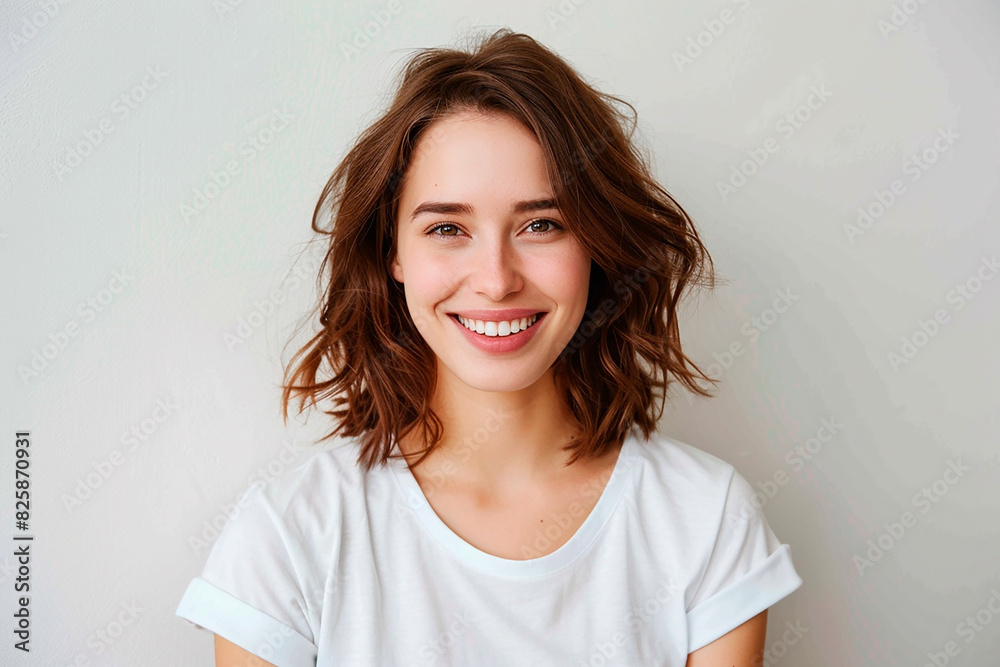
[257,439,368,509]
[629,429,767,540]
[233,438,372,545]
[632,429,741,500]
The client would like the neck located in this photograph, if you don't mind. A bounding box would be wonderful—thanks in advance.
[397,367,591,496]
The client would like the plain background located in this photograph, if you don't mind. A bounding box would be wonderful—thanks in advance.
[2,0,999,664]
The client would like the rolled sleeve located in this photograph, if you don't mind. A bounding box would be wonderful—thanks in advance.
[685,469,803,652]
[177,577,318,666]
[175,480,320,666]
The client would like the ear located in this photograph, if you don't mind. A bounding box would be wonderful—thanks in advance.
[389,253,403,283]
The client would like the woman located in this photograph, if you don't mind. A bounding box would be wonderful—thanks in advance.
[176,28,802,666]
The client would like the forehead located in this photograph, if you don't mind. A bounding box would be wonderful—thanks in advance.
[401,111,552,197]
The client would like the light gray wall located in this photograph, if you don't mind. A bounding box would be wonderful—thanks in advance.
[2,0,998,665]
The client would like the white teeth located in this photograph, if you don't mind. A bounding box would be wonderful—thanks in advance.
[457,313,540,337]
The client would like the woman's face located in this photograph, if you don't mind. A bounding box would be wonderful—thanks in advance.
[390,110,591,393]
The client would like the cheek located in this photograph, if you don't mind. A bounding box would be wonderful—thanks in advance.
[401,259,458,321]
[401,246,446,287]
[536,247,591,302]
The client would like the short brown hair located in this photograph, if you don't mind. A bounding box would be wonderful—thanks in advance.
[281,28,719,472]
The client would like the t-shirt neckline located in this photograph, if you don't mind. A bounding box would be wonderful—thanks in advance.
[389,426,643,578]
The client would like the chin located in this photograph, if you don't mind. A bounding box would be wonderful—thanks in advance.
[460,373,537,393]
[442,361,543,393]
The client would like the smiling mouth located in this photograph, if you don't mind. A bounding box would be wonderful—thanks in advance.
[450,312,545,337]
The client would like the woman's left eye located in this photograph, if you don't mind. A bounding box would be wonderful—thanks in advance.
[526,219,561,234]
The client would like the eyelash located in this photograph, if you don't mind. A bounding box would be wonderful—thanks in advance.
[425,219,563,239]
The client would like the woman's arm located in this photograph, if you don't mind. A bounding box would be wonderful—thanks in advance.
[214,634,279,667]
[685,609,768,667]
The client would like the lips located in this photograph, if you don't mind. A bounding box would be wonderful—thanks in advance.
[448,311,546,353]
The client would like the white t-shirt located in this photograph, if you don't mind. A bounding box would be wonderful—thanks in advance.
[176,425,802,666]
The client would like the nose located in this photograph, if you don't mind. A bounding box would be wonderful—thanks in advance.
[467,235,523,301]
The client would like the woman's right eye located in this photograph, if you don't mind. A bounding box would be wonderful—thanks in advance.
[426,223,460,237]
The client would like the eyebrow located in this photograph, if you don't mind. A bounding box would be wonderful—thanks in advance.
[409,198,559,221]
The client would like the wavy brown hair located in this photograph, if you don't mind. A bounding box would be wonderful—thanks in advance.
[281,28,719,473]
